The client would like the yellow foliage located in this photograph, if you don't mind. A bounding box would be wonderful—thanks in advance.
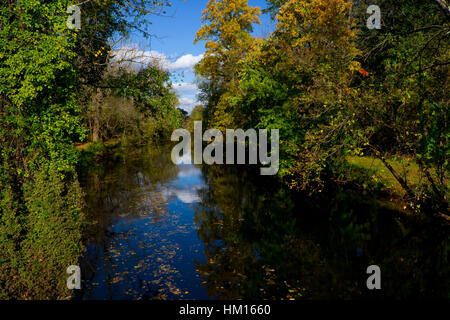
[194,0,261,82]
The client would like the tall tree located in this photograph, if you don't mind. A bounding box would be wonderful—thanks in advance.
[194,0,261,128]
[231,0,362,188]
[72,0,171,142]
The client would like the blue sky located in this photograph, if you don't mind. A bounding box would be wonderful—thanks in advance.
[122,0,276,113]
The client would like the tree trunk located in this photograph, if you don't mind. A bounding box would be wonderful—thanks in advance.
[92,88,103,142]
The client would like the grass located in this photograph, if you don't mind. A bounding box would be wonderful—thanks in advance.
[346,155,433,197]
[75,138,121,151]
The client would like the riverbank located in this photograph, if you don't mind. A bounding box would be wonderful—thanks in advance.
[348,156,434,197]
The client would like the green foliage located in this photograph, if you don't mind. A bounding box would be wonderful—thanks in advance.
[0,166,84,299]
[195,0,449,213]
[0,0,175,299]
[84,62,184,143]
[186,105,204,132]
[0,0,87,299]
[351,0,449,211]
[194,0,261,129]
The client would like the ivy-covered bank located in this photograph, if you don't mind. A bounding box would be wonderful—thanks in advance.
[0,0,177,299]
[0,1,86,299]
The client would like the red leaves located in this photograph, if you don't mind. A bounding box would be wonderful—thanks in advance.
[359,68,369,77]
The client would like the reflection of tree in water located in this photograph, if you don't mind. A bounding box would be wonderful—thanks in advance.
[194,165,450,299]
[193,165,335,299]
[82,145,179,236]
[78,146,449,299]
[79,145,181,299]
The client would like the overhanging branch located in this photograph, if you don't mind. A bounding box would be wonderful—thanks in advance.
[434,0,450,16]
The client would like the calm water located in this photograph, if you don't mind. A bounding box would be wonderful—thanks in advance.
[77,144,449,300]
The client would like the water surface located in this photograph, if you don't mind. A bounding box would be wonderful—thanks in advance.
[78,145,449,299]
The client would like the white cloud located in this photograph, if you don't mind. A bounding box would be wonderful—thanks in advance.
[160,186,201,204]
[112,47,203,114]
[179,97,196,105]
[173,82,200,96]
[173,189,201,204]
[112,47,167,69]
[168,54,203,71]
[112,47,203,72]
[178,97,198,114]
[173,83,202,114]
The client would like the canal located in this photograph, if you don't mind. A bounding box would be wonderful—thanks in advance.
[77,144,449,299]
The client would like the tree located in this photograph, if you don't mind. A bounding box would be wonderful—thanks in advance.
[263,0,289,19]
[0,0,85,298]
[71,0,173,142]
[352,0,449,215]
[194,0,261,129]
[229,0,448,216]
[230,0,361,189]
[0,0,176,298]
[87,55,183,143]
